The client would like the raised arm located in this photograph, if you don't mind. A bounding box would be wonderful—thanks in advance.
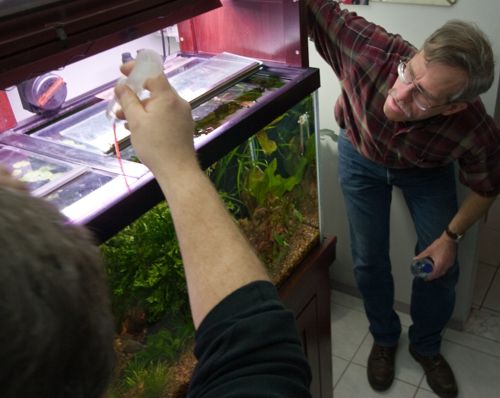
[114,70,270,329]
[305,0,413,79]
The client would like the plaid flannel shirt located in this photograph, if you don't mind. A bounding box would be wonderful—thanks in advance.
[307,0,500,196]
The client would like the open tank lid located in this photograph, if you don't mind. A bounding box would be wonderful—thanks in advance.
[177,0,309,68]
[0,0,222,89]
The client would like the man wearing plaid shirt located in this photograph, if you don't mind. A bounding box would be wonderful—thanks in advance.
[306,1,500,397]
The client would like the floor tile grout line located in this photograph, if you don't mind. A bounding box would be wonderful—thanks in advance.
[331,299,365,313]
[328,325,499,396]
[448,326,500,345]
[332,287,500,316]
[334,359,425,392]
[332,329,369,391]
[331,290,500,395]
[331,355,349,390]
[480,266,499,309]
[476,263,495,309]
[332,328,427,393]
[442,334,500,360]
[332,300,500,347]
[330,300,365,314]
[482,304,500,314]
[471,304,500,316]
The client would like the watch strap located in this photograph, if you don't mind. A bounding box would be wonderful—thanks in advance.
[445,226,463,242]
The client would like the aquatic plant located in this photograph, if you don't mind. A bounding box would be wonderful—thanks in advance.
[101,202,189,326]
[102,92,317,397]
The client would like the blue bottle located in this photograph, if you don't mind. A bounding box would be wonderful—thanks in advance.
[411,257,434,279]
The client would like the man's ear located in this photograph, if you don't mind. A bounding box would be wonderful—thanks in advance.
[441,102,468,116]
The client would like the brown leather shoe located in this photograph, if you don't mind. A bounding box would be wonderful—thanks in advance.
[367,343,398,391]
[409,345,458,398]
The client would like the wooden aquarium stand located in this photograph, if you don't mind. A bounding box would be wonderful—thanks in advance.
[172,236,336,398]
[279,236,336,398]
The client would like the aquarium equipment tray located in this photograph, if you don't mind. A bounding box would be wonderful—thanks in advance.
[33,107,130,154]
[50,171,138,225]
[166,52,263,107]
[30,52,261,156]
[0,63,318,242]
[31,100,131,155]
[0,137,143,221]
[0,131,147,224]
[95,51,263,114]
[0,131,148,179]
[0,144,86,196]
[44,170,115,209]
[89,64,319,242]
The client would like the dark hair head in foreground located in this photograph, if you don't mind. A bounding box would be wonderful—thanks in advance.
[0,187,115,398]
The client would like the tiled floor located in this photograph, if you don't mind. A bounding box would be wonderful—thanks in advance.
[331,286,500,398]
[329,204,500,397]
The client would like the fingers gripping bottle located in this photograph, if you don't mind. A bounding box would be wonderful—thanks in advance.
[411,257,434,279]
[106,49,164,120]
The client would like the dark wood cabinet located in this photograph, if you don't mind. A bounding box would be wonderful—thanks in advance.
[280,236,336,398]
[0,0,222,88]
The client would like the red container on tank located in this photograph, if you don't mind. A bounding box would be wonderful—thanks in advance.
[0,91,16,132]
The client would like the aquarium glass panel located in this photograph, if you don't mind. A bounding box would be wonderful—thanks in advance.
[98,93,319,397]
[44,171,114,209]
[192,71,286,137]
[34,110,129,154]
[0,145,84,194]
[206,94,319,282]
[167,52,262,106]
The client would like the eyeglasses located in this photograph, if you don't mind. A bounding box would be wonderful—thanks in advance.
[397,60,450,112]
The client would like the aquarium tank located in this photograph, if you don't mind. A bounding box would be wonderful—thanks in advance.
[101,92,319,397]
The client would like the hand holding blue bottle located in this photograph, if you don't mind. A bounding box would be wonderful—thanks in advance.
[411,257,434,279]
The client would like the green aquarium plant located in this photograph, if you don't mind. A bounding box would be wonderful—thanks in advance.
[101,202,194,397]
[206,95,317,274]
[107,324,194,398]
[101,202,189,326]
[102,92,317,397]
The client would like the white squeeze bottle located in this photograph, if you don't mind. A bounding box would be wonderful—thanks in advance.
[106,49,164,120]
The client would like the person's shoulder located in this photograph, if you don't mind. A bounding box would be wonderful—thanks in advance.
[443,99,499,150]
[464,99,499,137]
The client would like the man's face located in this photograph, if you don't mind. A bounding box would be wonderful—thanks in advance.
[383,51,468,122]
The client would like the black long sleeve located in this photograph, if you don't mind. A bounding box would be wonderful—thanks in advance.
[188,280,312,397]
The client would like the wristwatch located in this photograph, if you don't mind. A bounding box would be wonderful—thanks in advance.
[445,226,464,243]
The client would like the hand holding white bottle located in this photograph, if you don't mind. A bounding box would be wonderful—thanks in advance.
[107,49,164,120]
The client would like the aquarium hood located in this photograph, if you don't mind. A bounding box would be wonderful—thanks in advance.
[0,0,319,243]
[0,0,222,89]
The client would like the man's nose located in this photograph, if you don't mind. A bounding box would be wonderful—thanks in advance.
[395,82,414,102]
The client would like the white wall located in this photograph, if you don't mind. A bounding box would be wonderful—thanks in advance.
[7,33,165,121]
[313,0,500,326]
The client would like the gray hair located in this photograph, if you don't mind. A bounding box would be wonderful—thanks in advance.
[422,19,495,102]
[0,187,115,397]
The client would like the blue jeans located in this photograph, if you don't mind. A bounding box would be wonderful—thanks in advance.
[337,130,459,355]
